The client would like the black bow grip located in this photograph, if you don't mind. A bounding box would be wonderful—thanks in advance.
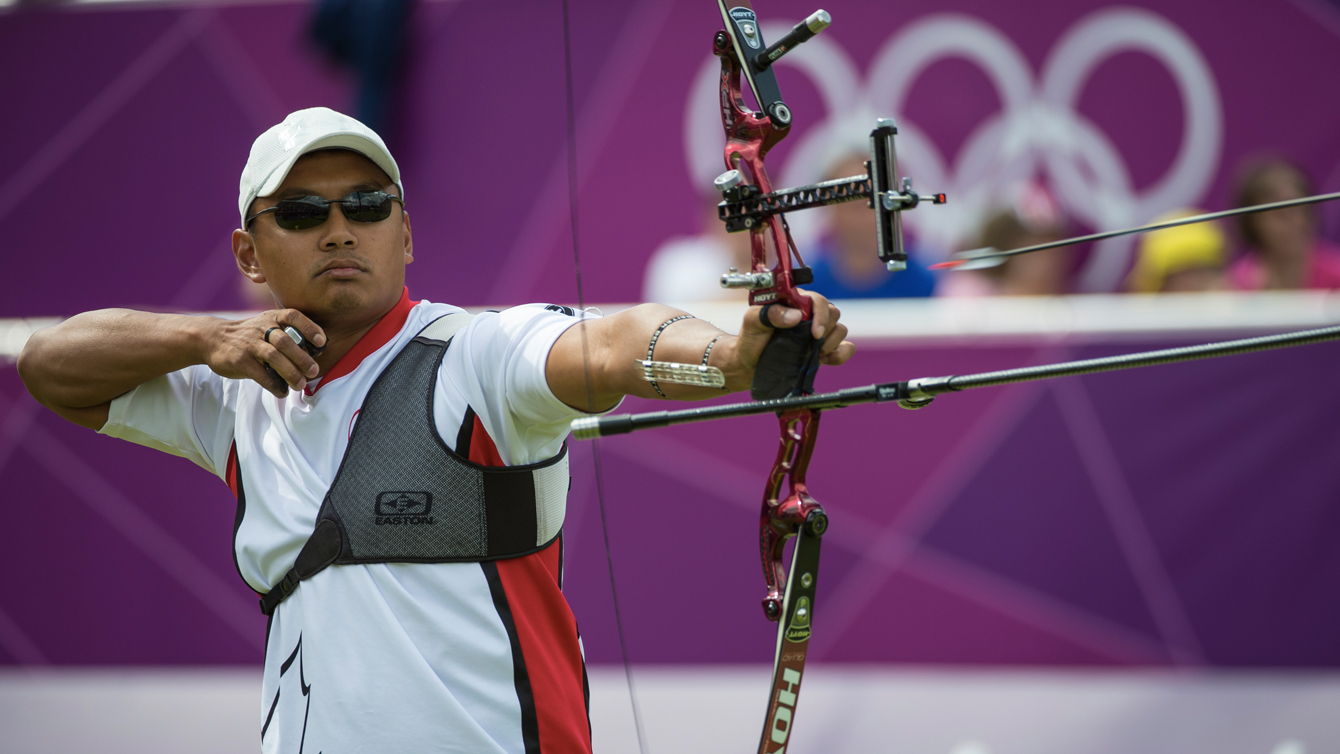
[750,305,823,401]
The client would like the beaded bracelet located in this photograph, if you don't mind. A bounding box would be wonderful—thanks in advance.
[702,335,728,390]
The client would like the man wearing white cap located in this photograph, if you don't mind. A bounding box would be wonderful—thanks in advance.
[18,107,853,753]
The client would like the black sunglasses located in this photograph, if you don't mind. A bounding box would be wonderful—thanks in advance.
[247,190,404,231]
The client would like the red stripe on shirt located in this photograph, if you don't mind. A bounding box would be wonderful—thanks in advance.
[472,419,589,752]
[468,414,506,466]
[224,442,239,497]
[497,540,591,754]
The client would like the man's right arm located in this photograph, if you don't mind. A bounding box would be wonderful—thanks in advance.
[18,309,324,430]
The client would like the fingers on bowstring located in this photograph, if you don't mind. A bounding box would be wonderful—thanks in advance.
[258,309,325,383]
[256,342,307,397]
[243,354,291,399]
[267,308,327,358]
[272,308,326,349]
[266,326,321,382]
[248,310,317,397]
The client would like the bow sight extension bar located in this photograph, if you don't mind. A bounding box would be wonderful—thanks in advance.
[717,120,946,283]
[710,5,942,287]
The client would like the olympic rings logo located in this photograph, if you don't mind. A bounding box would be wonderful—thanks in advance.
[683,8,1223,291]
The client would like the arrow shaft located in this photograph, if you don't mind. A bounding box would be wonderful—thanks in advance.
[965,190,1340,262]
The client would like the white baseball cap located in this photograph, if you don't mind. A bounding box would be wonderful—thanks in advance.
[238,107,403,228]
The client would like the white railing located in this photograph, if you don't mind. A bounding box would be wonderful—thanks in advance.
[7,291,1340,363]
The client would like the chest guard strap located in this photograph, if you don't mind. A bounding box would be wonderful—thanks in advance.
[260,312,570,616]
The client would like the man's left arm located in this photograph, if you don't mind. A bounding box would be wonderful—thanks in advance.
[546,294,855,413]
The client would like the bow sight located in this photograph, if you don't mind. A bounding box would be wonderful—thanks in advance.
[712,6,945,289]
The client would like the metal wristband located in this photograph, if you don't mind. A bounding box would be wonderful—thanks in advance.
[645,315,695,397]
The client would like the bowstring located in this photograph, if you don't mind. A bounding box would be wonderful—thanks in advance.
[560,2,649,752]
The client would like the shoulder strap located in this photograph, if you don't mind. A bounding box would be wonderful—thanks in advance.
[416,311,474,344]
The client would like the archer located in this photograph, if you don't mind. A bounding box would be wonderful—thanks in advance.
[17,106,852,753]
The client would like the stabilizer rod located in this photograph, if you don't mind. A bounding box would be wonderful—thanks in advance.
[570,324,1340,439]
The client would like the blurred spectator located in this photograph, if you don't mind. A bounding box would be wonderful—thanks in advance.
[1229,158,1340,290]
[1126,210,1227,293]
[643,198,751,304]
[939,182,1069,297]
[310,0,412,141]
[807,155,936,299]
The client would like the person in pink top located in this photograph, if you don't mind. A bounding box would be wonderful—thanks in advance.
[1228,158,1340,290]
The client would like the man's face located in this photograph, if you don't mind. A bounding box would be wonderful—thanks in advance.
[233,149,412,323]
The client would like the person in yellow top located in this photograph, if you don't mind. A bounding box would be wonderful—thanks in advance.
[1126,210,1228,293]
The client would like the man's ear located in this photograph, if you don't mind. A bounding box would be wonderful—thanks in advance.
[402,211,414,265]
[232,228,267,283]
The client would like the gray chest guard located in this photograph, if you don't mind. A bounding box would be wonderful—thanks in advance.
[259,313,570,616]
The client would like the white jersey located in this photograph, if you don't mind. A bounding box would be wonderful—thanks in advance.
[99,289,605,753]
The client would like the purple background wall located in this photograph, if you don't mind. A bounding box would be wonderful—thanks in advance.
[2,0,1340,669]
[6,0,1340,316]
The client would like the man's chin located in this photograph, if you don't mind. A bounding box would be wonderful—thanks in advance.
[279,279,399,323]
[323,285,369,315]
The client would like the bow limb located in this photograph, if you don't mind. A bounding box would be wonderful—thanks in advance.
[714,4,832,752]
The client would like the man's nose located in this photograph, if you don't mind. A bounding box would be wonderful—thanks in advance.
[320,204,358,249]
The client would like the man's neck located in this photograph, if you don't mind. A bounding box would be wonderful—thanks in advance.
[313,319,382,374]
[306,290,408,375]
